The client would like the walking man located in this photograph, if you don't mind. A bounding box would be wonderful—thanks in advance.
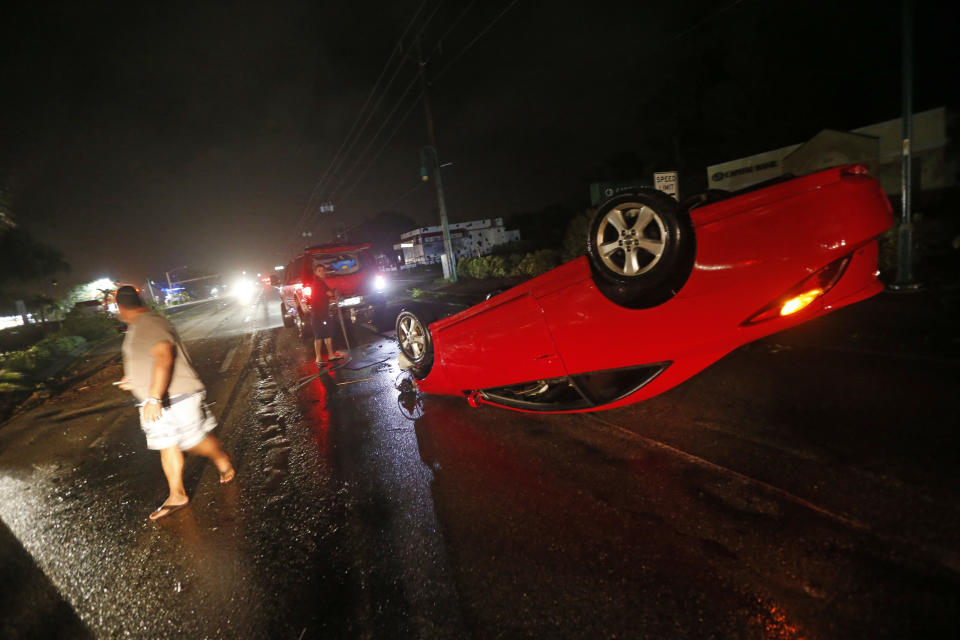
[114,286,234,520]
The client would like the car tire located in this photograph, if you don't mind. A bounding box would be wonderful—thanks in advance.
[395,309,434,379]
[296,310,313,341]
[281,303,295,328]
[586,189,695,308]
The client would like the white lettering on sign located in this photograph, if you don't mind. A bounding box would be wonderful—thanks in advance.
[653,171,679,201]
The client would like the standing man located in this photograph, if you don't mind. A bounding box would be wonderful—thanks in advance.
[115,286,234,521]
[311,263,345,367]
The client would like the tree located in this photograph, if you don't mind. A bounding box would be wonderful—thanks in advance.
[0,226,70,316]
[0,227,70,286]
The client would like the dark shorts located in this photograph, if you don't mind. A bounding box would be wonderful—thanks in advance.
[311,312,335,339]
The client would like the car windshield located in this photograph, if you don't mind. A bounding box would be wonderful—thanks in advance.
[311,252,363,276]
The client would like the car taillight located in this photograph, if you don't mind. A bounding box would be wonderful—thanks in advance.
[841,164,870,177]
[742,254,851,326]
[302,286,312,299]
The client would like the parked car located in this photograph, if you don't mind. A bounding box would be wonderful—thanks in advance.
[279,243,392,336]
[396,165,893,413]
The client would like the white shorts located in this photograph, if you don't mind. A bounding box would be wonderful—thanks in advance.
[139,392,217,451]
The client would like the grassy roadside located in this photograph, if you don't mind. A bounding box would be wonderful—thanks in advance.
[0,312,121,423]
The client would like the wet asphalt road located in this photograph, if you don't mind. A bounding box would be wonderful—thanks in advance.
[1,288,958,638]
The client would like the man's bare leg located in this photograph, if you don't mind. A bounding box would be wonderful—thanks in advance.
[186,435,235,483]
[151,446,190,520]
[314,338,324,363]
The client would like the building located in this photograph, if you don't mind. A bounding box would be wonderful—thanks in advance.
[706,106,955,196]
[395,218,521,267]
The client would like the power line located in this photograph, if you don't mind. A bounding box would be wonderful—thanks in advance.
[430,0,477,55]
[669,0,748,42]
[432,0,520,83]
[335,1,521,213]
[317,1,445,206]
[381,180,426,212]
[333,87,424,206]
[303,1,428,208]
[289,0,432,245]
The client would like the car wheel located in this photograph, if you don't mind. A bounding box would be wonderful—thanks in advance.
[586,189,695,308]
[281,303,295,328]
[296,310,313,341]
[395,310,433,379]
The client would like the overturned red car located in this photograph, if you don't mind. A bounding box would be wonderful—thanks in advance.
[396,165,893,413]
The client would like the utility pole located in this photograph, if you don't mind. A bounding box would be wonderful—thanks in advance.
[893,0,920,290]
[417,39,457,282]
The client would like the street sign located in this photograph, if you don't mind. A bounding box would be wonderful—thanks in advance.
[653,171,679,201]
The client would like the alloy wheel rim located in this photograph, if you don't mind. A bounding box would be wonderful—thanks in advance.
[398,315,427,360]
[596,204,667,276]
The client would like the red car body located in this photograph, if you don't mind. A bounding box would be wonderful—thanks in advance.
[409,166,893,413]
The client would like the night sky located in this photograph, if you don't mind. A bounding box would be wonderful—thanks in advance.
[2,0,956,287]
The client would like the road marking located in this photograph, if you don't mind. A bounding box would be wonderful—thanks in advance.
[799,343,960,365]
[219,345,238,373]
[587,413,870,531]
[588,413,960,574]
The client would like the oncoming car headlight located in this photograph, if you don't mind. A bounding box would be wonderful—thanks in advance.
[373,274,388,292]
[232,278,256,303]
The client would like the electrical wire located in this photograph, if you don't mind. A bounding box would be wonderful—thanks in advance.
[301,1,447,234]
[289,0,431,244]
[669,0,748,43]
[332,88,424,207]
[430,0,477,56]
[432,0,520,83]
[335,1,518,210]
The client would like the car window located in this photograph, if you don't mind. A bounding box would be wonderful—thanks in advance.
[311,252,364,276]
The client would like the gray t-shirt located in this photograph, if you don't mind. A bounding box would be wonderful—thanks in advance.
[121,312,204,401]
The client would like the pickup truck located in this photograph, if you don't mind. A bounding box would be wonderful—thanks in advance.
[278,243,392,336]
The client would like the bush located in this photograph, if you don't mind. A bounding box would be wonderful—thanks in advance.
[515,250,561,277]
[458,250,562,279]
[0,369,28,393]
[457,256,475,279]
[487,255,509,278]
[0,334,86,376]
[561,211,593,263]
[60,310,120,341]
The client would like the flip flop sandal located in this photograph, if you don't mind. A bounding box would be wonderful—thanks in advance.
[149,502,189,521]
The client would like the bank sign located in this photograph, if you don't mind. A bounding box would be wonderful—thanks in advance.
[589,180,650,206]
[706,144,799,191]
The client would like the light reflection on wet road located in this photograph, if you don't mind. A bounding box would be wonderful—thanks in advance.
[1,289,958,638]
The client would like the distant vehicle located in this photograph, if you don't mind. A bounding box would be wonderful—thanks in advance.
[279,243,392,336]
[396,165,894,413]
